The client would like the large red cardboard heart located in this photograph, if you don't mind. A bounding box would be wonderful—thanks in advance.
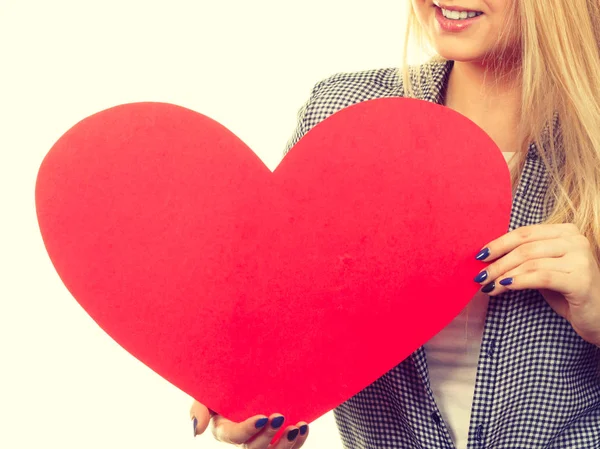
[35,98,511,426]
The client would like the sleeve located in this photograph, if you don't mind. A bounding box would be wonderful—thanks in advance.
[282,78,332,156]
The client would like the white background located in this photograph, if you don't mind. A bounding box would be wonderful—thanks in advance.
[1,1,416,448]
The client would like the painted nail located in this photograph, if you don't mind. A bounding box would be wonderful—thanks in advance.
[255,417,269,429]
[499,277,513,286]
[481,281,495,293]
[192,416,198,437]
[271,416,285,429]
[476,248,490,261]
[474,270,488,283]
[287,429,300,441]
[299,425,308,435]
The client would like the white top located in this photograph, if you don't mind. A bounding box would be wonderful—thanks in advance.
[424,152,515,449]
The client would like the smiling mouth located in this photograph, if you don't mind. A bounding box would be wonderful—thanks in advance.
[432,1,484,19]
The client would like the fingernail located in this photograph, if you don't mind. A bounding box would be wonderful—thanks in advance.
[287,429,300,441]
[474,270,488,283]
[499,277,513,286]
[255,417,269,428]
[482,281,495,293]
[299,425,308,435]
[271,416,285,429]
[192,416,198,437]
[476,248,490,261]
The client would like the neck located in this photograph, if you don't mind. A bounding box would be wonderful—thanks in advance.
[444,60,522,152]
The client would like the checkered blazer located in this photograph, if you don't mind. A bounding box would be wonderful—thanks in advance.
[283,60,600,449]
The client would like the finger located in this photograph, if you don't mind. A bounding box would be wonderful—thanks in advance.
[246,414,287,449]
[476,223,579,262]
[483,257,571,296]
[292,423,309,449]
[189,400,212,437]
[474,238,570,285]
[265,425,301,449]
[211,413,270,445]
[496,270,572,296]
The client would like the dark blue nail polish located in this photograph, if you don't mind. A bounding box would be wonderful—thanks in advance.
[474,270,488,283]
[193,416,198,437]
[482,281,495,293]
[476,247,490,261]
[287,429,300,441]
[299,425,308,435]
[499,277,513,286]
[271,416,285,429]
[255,417,268,429]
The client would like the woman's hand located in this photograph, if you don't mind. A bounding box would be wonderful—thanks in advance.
[473,223,600,346]
[189,400,309,449]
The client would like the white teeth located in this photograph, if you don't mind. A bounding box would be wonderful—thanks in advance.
[441,7,482,20]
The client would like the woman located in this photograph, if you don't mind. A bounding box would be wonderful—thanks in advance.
[190,0,600,447]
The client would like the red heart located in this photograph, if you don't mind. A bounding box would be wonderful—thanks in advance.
[35,99,511,426]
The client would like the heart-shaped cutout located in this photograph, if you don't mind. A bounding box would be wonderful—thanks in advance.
[35,98,511,425]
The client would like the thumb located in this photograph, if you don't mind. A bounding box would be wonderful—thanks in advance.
[189,400,212,436]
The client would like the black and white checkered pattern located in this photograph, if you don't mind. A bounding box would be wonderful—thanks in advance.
[284,60,600,449]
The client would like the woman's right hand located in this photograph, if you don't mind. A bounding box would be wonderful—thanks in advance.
[190,400,309,449]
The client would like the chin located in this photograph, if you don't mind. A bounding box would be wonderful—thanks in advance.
[430,43,489,64]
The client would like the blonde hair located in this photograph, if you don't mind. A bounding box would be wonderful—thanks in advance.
[401,0,600,264]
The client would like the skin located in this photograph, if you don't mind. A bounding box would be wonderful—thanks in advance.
[475,224,600,346]
[189,404,309,449]
[412,0,522,153]
[190,1,600,446]
[412,0,600,346]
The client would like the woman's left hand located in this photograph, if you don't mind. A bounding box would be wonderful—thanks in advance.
[474,223,600,346]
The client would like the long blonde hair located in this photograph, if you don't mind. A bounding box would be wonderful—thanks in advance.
[401,0,600,262]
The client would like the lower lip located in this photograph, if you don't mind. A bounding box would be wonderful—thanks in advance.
[434,6,483,32]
